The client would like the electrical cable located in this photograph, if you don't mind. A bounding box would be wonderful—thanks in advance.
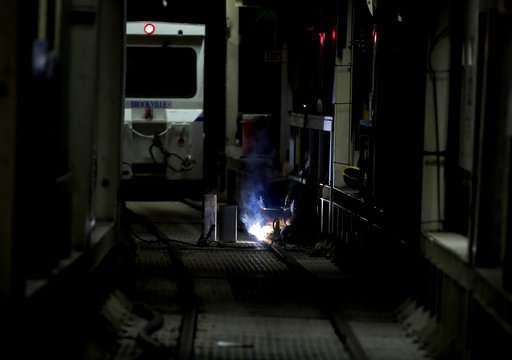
[125,207,242,249]
[149,135,194,173]
[196,224,215,246]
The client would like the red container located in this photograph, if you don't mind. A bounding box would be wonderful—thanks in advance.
[241,114,269,155]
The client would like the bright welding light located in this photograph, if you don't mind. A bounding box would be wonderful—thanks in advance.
[247,222,273,242]
[144,23,156,35]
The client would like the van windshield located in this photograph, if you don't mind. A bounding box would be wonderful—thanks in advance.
[126,46,197,98]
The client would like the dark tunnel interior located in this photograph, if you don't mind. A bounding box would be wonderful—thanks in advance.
[1,0,512,359]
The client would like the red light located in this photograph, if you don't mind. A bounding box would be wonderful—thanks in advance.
[144,23,156,35]
[319,32,326,47]
[332,28,336,42]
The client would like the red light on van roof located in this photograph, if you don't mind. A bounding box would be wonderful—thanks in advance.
[144,23,156,35]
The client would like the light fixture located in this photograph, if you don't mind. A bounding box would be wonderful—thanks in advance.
[319,32,326,47]
[144,23,156,35]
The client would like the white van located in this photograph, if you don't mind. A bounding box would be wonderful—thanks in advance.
[122,21,205,185]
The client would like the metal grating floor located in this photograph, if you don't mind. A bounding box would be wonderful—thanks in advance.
[180,249,290,277]
[291,252,346,279]
[136,244,172,275]
[132,277,180,311]
[120,203,354,360]
[348,320,429,360]
[194,314,350,360]
[156,222,203,244]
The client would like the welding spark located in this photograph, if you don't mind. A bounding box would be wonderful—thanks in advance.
[240,192,271,241]
[247,222,273,242]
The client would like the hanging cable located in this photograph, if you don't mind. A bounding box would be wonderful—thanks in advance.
[149,134,194,173]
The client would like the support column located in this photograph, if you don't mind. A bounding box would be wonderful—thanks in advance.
[66,0,100,251]
[333,0,353,189]
[472,10,509,267]
[0,0,17,305]
[95,0,125,221]
[226,0,239,147]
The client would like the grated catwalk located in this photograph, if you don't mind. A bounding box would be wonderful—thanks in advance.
[105,203,429,360]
